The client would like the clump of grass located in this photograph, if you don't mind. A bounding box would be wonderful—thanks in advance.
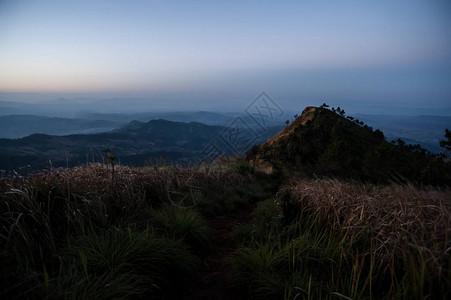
[150,206,212,254]
[231,199,281,245]
[64,228,199,298]
[45,263,147,300]
[230,244,289,299]
[230,215,343,299]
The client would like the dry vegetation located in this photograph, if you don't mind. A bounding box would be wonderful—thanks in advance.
[231,179,451,299]
[0,162,275,299]
[289,180,451,279]
[1,162,450,299]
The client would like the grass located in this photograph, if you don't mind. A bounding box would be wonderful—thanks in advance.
[150,206,212,254]
[230,179,451,299]
[1,162,449,299]
[0,162,277,299]
[64,228,199,299]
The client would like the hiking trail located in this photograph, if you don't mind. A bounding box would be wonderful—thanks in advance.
[185,205,256,300]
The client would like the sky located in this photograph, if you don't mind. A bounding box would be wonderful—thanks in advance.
[0,0,450,113]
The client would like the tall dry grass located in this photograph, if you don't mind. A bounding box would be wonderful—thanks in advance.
[29,163,246,201]
[0,162,259,299]
[286,179,451,297]
[230,179,451,299]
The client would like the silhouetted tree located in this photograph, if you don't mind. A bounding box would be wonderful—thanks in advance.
[102,148,110,164]
[396,139,406,147]
[373,129,384,140]
[440,129,451,151]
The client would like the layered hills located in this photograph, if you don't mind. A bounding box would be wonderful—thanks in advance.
[1,106,449,184]
[0,118,282,172]
[0,115,120,138]
[0,119,221,171]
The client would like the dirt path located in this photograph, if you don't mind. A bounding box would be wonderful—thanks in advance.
[184,205,256,300]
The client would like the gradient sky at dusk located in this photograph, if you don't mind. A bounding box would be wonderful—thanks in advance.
[1,0,450,112]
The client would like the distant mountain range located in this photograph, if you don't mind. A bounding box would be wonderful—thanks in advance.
[0,105,449,174]
[0,115,121,138]
[0,111,281,139]
[1,111,448,153]
[82,111,235,125]
[1,98,449,153]
[356,114,451,153]
[0,118,283,172]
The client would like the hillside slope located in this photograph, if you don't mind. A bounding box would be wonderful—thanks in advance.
[246,106,450,184]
